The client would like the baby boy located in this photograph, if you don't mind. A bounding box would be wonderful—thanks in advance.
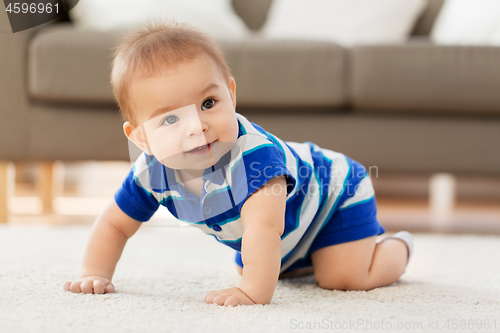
[63,22,414,306]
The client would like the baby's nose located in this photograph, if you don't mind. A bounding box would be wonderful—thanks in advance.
[185,120,204,137]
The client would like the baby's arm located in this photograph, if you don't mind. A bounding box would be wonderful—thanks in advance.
[205,176,286,306]
[62,199,143,294]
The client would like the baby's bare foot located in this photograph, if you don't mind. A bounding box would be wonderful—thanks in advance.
[62,276,115,294]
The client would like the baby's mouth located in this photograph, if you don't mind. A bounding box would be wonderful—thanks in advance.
[185,142,214,154]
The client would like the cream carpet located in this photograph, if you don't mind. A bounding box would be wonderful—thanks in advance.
[1,224,499,333]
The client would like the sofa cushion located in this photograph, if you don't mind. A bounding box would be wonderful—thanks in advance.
[219,37,346,108]
[260,0,428,46]
[28,25,347,108]
[233,0,446,37]
[350,38,500,115]
[430,0,500,45]
[70,0,251,40]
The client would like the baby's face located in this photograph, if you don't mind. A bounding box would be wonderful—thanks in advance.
[126,56,238,172]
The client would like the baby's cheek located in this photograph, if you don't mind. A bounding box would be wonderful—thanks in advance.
[221,116,238,142]
[149,134,181,160]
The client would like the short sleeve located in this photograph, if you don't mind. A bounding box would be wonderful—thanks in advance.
[114,167,160,222]
[232,143,296,211]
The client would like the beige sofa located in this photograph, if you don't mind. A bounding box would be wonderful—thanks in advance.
[1,0,500,221]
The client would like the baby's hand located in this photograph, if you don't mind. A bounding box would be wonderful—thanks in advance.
[62,276,115,294]
[205,287,256,306]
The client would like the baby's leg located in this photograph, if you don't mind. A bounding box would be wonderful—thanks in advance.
[311,235,408,291]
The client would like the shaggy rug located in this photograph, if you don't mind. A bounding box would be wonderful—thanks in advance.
[1,223,499,333]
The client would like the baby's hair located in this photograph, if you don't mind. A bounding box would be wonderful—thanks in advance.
[111,20,232,125]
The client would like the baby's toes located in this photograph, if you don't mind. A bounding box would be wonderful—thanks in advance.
[205,292,217,304]
[93,280,106,294]
[62,281,71,291]
[224,296,240,307]
[69,281,82,293]
[212,294,228,306]
[80,279,94,293]
[104,282,115,294]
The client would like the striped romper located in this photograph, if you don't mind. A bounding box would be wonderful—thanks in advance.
[114,113,386,274]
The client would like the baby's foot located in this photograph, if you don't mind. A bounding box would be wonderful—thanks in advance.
[62,276,115,294]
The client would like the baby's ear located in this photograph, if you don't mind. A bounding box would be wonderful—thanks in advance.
[228,76,236,109]
[123,122,152,154]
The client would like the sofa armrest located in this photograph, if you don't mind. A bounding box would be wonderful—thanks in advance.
[0,10,35,160]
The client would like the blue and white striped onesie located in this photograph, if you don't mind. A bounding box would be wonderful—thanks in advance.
[114,113,385,274]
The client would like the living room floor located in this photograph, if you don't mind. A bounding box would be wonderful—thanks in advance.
[6,161,500,235]
[3,162,500,333]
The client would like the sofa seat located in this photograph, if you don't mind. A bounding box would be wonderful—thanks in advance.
[351,38,500,115]
[28,25,347,109]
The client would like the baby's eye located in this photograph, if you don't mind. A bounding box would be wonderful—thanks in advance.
[201,98,216,111]
[161,115,179,126]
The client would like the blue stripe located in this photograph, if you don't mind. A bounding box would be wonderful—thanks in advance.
[339,195,375,211]
[241,143,274,157]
